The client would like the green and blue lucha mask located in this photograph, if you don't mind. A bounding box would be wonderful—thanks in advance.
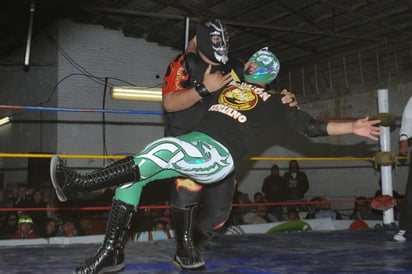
[244,47,280,84]
[196,18,229,64]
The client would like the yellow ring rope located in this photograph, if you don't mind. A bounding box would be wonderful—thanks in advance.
[0,153,407,161]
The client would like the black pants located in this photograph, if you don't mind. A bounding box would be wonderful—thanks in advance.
[399,149,412,231]
[170,173,235,233]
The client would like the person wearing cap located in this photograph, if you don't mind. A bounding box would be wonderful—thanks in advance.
[394,96,412,242]
[10,216,39,239]
[50,47,382,273]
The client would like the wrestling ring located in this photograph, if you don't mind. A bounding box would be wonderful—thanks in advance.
[0,227,411,273]
[0,90,411,273]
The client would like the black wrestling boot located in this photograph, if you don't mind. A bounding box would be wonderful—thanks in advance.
[74,199,135,274]
[50,156,139,202]
[172,206,205,270]
[193,227,214,250]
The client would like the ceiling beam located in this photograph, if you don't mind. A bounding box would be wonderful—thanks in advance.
[77,6,411,45]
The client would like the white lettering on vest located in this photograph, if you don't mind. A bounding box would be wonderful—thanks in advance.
[208,104,247,123]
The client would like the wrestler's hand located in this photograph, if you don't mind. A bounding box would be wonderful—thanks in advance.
[203,64,232,93]
[352,117,382,141]
[280,89,300,109]
[399,140,409,155]
[244,61,258,76]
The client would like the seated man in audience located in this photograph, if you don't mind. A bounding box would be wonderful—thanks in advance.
[57,216,79,237]
[350,196,381,220]
[305,197,322,219]
[230,183,253,225]
[243,202,278,224]
[313,197,342,220]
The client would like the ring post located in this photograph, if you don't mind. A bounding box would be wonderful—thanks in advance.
[377,89,394,224]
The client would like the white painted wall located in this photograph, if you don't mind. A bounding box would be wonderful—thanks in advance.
[55,20,180,169]
[0,23,58,187]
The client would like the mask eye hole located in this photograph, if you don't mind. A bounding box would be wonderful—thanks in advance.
[252,67,276,76]
[211,35,222,44]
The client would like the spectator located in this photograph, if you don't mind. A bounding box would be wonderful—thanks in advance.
[13,183,32,209]
[151,218,173,240]
[0,190,15,208]
[286,209,300,221]
[282,160,309,207]
[152,218,170,233]
[305,197,322,219]
[8,190,16,207]
[262,164,287,201]
[30,189,48,235]
[313,197,342,220]
[243,203,278,224]
[0,211,18,239]
[78,213,106,236]
[253,192,264,203]
[229,184,253,225]
[261,164,288,220]
[233,184,252,204]
[350,196,381,220]
[10,216,39,239]
[42,218,58,238]
[57,216,79,237]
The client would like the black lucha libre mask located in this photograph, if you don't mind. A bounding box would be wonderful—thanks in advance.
[196,18,229,64]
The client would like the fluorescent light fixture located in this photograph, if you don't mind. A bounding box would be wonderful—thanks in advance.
[112,86,162,102]
[0,116,11,126]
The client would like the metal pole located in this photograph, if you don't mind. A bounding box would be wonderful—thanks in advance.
[377,89,394,224]
[24,1,35,71]
[184,17,190,50]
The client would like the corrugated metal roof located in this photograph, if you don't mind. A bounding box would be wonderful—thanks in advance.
[0,0,411,99]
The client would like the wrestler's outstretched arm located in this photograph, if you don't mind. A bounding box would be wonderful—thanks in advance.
[326,117,382,141]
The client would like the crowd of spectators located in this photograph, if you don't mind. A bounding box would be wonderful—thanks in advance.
[0,172,403,240]
[0,183,175,240]
[228,161,403,226]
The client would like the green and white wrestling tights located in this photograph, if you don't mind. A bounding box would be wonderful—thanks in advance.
[114,131,234,206]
